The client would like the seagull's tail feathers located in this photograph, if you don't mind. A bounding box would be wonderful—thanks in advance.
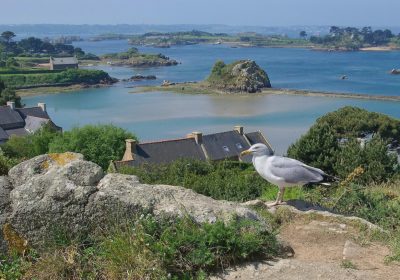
[304,173,339,188]
[321,173,340,185]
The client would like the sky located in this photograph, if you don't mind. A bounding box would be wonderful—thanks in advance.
[1,0,400,26]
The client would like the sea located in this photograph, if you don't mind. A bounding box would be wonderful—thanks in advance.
[23,40,400,154]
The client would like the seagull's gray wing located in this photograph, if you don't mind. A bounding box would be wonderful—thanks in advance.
[269,156,325,184]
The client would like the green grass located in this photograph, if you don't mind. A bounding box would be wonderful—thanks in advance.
[341,260,358,269]
[0,68,112,87]
[1,215,279,280]
[118,160,274,202]
[261,186,305,202]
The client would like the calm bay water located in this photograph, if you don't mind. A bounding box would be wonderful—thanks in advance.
[24,40,400,154]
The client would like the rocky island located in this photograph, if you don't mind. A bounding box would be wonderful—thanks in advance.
[142,59,272,94]
[100,47,178,67]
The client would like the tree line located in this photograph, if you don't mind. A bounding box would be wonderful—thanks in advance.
[0,31,98,65]
[302,26,399,49]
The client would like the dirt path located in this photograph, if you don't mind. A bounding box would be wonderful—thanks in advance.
[211,201,400,280]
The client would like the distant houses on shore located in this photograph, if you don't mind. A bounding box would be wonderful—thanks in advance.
[111,126,273,171]
[0,102,61,143]
[38,57,79,70]
[49,57,78,70]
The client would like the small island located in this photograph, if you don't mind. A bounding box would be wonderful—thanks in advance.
[136,59,400,102]
[138,59,271,94]
[98,47,178,67]
[126,27,400,51]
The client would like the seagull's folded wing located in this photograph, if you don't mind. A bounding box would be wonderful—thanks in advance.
[268,156,324,184]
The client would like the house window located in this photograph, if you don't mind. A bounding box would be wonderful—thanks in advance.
[236,143,243,149]
[223,146,230,152]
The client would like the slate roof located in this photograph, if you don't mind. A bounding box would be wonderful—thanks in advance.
[202,131,250,161]
[50,57,78,65]
[0,104,60,141]
[0,106,25,130]
[115,128,273,169]
[5,127,28,137]
[17,107,50,119]
[116,138,206,168]
[245,131,274,155]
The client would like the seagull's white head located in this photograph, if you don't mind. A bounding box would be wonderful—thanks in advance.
[240,143,270,157]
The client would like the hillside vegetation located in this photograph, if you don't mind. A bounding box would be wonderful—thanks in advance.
[0,69,115,88]
[101,47,178,67]
[1,107,400,279]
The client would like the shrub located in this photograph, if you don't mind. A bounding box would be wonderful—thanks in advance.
[334,136,398,184]
[0,80,21,107]
[2,215,278,279]
[0,150,20,175]
[119,160,272,202]
[2,124,60,160]
[288,106,400,182]
[0,69,113,87]
[49,124,136,170]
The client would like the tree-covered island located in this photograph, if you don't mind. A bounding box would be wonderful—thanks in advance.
[123,28,400,51]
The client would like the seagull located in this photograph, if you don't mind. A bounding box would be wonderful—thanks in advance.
[240,143,336,207]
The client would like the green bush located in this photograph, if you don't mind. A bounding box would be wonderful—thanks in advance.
[0,80,21,107]
[6,215,278,280]
[2,124,60,160]
[288,106,400,182]
[49,124,136,170]
[0,69,113,87]
[119,160,272,202]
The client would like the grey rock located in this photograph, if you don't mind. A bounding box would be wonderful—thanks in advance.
[87,173,260,225]
[7,154,98,245]
[209,60,271,93]
[0,176,12,252]
[8,153,84,187]
[4,154,262,247]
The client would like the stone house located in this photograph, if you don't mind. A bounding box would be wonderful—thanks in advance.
[0,102,61,143]
[112,126,273,170]
[49,57,78,70]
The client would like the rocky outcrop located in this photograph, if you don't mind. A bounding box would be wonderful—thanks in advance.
[0,176,12,252]
[1,153,261,249]
[207,60,271,93]
[212,200,399,280]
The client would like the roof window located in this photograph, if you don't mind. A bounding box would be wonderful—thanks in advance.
[223,146,230,152]
[236,143,243,149]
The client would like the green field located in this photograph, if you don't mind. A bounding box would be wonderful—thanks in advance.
[0,68,114,88]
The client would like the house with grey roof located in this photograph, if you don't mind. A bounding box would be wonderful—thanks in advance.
[49,57,78,70]
[112,126,273,170]
[0,102,61,143]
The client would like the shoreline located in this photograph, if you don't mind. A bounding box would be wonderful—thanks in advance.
[133,83,400,102]
[16,83,113,97]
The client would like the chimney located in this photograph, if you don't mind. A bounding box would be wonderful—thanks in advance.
[192,132,203,145]
[234,125,244,135]
[38,103,46,112]
[122,139,137,161]
[6,101,15,110]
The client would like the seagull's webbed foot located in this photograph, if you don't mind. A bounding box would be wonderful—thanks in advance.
[266,201,287,207]
[266,187,286,208]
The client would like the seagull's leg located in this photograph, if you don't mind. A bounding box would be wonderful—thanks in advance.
[267,187,286,207]
[278,187,286,204]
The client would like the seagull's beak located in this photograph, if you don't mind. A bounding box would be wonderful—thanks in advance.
[240,149,252,157]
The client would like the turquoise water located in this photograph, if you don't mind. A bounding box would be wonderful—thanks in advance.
[24,41,400,154]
